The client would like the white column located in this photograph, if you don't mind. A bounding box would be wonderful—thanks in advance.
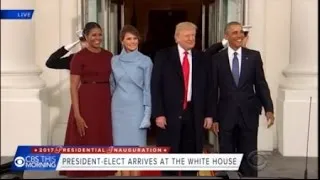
[247,0,274,151]
[1,0,45,89]
[277,0,318,157]
[50,0,80,145]
[280,0,318,90]
[1,0,49,156]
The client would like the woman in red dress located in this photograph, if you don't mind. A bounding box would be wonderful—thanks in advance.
[60,22,115,177]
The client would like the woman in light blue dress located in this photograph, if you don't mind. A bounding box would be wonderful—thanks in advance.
[110,25,153,176]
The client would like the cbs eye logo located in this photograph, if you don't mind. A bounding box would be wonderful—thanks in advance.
[14,156,25,168]
[247,150,268,171]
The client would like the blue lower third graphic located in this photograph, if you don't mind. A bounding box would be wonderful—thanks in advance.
[11,146,60,171]
[1,10,34,20]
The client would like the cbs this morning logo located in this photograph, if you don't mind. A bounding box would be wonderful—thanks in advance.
[247,150,269,171]
[13,155,57,169]
[14,156,26,168]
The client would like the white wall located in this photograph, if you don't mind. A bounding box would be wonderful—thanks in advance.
[35,0,81,145]
[247,0,271,151]
[246,0,292,151]
[35,0,60,146]
[264,0,292,150]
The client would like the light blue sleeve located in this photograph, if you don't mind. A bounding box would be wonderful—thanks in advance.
[139,58,153,129]
[109,57,116,96]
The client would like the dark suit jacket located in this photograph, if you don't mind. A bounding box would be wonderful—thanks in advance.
[212,47,273,130]
[204,42,225,59]
[45,46,73,70]
[151,46,213,153]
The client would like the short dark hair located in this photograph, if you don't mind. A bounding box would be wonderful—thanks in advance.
[224,21,242,34]
[83,22,102,36]
[79,36,86,42]
[119,25,141,41]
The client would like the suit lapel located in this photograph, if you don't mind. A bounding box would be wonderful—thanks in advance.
[191,49,200,94]
[172,46,183,81]
[172,46,200,88]
[238,48,250,87]
[191,49,199,75]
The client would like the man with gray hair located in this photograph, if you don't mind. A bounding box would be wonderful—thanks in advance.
[151,21,214,176]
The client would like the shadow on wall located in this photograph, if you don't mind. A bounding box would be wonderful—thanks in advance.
[40,17,82,145]
[41,77,70,145]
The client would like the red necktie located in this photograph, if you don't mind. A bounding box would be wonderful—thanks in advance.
[182,51,190,110]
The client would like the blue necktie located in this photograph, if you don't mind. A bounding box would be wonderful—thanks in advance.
[232,52,240,86]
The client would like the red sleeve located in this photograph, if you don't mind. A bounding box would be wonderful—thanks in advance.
[70,53,83,75]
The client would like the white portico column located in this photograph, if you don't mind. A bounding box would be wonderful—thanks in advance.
[277,0,318,157]
[1,0,49,156]
[247,0,274,152]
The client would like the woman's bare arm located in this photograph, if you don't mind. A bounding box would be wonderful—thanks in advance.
[70,75,81,117]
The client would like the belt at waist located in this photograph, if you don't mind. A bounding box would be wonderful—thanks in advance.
[82,81,109,84]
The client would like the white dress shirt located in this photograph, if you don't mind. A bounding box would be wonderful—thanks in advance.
[178,44,192,101]
[228,46,242,75]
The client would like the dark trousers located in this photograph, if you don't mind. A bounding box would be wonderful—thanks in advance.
[219,108,258,177]
[161,102,198,177]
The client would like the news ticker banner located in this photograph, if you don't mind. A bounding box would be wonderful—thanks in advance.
[11,146,243,171]
[1,10,34,19]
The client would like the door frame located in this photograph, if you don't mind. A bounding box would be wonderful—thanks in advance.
[79,0,122,54]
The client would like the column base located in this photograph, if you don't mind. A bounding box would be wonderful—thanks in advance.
[1,89,49,156]
[276,88,318,157]
[1,68,46,89]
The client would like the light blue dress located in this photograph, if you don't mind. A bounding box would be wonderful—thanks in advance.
[110,49,153,146]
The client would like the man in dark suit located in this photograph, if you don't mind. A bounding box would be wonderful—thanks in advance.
[210,22,275,177]
[151,22,213,176]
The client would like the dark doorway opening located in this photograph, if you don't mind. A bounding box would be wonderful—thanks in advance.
[140,10,188,145]
[123,0,205,145]
[140,10,187,61]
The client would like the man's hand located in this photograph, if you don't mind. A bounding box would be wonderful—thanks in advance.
[203,117,213,129]
[211,122,219,136]
[155,116,167,129]
[266,112,275,128]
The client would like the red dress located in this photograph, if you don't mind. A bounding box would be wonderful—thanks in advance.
[60,48,115,177]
